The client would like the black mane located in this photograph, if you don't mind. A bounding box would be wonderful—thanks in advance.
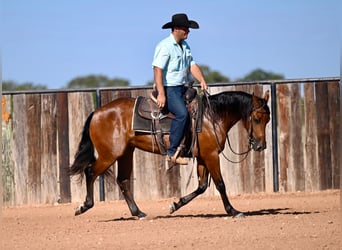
[202,91,269,120]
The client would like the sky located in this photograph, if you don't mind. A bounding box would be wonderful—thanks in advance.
[2,0,340,89]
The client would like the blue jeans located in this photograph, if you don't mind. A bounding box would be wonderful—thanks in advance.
[164,85,189,156]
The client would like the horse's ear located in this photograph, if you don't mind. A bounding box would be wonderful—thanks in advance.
[263,90,270,102]
[252,92,259,105]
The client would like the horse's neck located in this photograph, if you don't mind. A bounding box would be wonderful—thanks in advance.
[226,112,243,131]
[219,98,250,131]
[205,92,251,130]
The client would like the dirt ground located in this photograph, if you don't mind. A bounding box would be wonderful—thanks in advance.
[1,190,340,250]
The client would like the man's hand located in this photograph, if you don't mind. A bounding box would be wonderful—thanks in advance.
[157,93,166,108]
[200,81,208,91]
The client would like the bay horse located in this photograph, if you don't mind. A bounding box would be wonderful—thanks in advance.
[70,90,270,218]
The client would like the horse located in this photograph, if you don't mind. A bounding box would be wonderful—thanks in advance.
[69,90,270,218]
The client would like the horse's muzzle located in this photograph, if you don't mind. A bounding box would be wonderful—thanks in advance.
[250,138,266,151]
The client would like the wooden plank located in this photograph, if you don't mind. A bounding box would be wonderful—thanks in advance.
[327,81,340,189]
[56,93,71,203]
[100,90,114,106]
[26,94,42,204]
[114,90,132,99]
[101,89,132,106]
[315,82,332,190]
[130,89,149,98]
[277,84,291,192]
[12,95,29,204]
[2,95,15,205]
[40,94,58,203]
[303,83,319,191]
[289,84,304,191]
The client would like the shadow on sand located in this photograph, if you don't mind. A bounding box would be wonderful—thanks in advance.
[99,207,319,222]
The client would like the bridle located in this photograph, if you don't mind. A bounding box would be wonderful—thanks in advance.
[204,90,267,163]
[246,102,269,151]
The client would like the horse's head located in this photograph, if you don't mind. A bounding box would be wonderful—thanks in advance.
[245,91,270,151]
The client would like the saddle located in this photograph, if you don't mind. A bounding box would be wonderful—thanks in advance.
[132,87,203,157]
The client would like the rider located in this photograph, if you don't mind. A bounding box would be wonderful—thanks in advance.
[152,13,208,165]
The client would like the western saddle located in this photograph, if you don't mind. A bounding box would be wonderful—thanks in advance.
[135,86,202,158]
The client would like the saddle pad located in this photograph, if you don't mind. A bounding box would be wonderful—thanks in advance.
[132,96,203,134]
[132,96,172,133]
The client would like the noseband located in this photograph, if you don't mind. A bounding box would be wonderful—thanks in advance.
[247,102,269,150]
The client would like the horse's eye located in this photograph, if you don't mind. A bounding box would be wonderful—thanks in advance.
[253,117,260,123]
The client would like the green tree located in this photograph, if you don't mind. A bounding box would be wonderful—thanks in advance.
[198,65,230,83]
[66,74,129,89]
[239,68,284,81]
[146,65,230,86]
[2,81,47,91]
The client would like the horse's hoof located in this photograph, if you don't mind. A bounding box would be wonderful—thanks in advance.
[75,205,85,216]
[137,211,147,219]
[169,202,176,214]
[233,212,246,219]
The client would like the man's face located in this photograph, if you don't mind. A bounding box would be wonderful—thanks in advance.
[174,26,190,40]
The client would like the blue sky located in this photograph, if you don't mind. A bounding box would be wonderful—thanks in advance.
[2,1,340,89]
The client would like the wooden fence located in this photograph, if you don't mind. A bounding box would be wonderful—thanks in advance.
[1,78,340,206]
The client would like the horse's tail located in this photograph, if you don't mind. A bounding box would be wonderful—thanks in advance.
[69,112,96,178]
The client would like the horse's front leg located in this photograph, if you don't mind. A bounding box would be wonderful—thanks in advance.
[206,155,245,218]
[170,163,209,214]
[215,179,245,218]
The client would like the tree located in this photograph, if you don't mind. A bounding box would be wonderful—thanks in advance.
[145,65,230,86]
[239,68,284,81]
[198,65,230,83]
[66,74,129,89]
[2,81,47,91]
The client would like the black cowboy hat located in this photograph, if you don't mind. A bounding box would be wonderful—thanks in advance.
[162,13,199,29]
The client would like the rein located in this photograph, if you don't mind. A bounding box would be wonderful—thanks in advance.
[203,90,252,164]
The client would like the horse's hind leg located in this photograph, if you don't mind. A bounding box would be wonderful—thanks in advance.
[117,149,147,219]
[75,167,95,215]
[170,163,209,214]
[75,158,111,216]
[117,179,146,219]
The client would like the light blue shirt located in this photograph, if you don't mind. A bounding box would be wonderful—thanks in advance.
[152,34,196,86]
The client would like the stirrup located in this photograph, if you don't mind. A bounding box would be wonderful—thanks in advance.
[166,155,188,165]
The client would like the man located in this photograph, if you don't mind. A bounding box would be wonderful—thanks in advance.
[152,13,208,165]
